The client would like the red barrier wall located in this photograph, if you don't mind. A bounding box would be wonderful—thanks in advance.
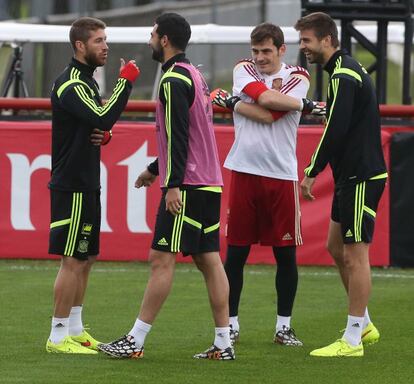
[0,121,390,265]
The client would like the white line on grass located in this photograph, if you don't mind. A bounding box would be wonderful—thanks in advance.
[2,264,414,279]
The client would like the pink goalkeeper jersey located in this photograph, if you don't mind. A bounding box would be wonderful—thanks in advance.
[155,62,223,188]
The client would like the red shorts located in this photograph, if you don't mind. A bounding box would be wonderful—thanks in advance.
[226,171,302,247]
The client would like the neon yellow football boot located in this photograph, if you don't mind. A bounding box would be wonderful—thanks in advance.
[46,336,98,354]
[361,322,380,346]
[71,330,101,351]
[310,338,363,357]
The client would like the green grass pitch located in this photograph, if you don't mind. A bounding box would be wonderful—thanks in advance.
[1,259,413,384]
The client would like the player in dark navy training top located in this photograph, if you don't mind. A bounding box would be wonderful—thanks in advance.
[295,12,387,357]
[46,16,139,354]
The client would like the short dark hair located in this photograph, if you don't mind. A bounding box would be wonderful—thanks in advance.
[69,17,106,51]
[155,12,191,51]
[250,23,284,48]
[294,12,339,48]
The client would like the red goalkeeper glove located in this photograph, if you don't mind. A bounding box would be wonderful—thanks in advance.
[120,61,140,83]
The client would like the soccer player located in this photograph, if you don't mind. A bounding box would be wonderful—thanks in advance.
[295,12,387,357]
[211,23,324,346]
[98,13,234,360]
[46,17,139,354]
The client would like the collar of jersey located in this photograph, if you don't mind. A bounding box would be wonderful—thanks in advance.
[162,53,190,73]
[71,58,96,78]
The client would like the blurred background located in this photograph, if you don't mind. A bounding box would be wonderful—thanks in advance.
[0,0,303,100]
[0,1,412,102]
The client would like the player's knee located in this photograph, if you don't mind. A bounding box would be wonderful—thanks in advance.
[84,255,97,269]
[61,255,87,272]
[273,246,296,267]
[224,245,249,270]
[343,246,369,271]
[148,250,175,271]
[193,252,221,273]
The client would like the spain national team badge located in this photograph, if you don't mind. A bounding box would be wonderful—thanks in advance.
[77,240,89,253]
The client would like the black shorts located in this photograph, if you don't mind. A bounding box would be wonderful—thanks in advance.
[331,178,386,244]
[49,190,101,260]
[152,188,221,256]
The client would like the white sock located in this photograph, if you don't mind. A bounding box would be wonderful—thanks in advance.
[128,318,152,348]
[49,317,69,344]
[214,327,231,350]
[276,315,291,332]
[69,306,83,336]
[343,315,364,346]
[229,316,239,332]
[363,308,371,329]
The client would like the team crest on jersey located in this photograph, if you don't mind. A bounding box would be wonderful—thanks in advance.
[77,240,89,253]
[81,223,93,235]
[272,78,283,91]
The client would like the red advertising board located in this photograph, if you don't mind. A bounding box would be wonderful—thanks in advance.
[0,121,390,265]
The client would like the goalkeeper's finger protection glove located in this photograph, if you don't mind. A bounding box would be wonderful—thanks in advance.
[301,98,326,116]
[211,88,242,111]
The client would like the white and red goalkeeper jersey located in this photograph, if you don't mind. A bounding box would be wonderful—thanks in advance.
[224,60,309,181]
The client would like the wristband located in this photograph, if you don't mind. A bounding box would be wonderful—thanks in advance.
[233,100,242,112]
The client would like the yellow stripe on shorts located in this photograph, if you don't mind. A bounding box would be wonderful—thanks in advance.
[64,192,83,256]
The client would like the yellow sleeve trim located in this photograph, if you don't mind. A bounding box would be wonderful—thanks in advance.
[332,68,362,83]
[160,71,192,87]
[57,79,93,98]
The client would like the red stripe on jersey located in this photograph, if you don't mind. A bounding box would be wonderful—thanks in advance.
[243,64,262,82]
[281,78,301,94]
[236,58,254,65]
[280,78,298,93]
[291,69,310,80]
[242,81,268,101]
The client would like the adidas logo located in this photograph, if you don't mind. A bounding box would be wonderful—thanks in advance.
[345,229,353,237]
[282,233,293,241]
[157,237,168,246]
[351,323,360,328]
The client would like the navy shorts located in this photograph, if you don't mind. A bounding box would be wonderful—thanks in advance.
[331,178,386,243]
[152,188,221,256]
[49,190,101,260]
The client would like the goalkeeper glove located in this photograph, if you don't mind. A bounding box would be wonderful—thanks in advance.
[301,98,326,116]
[210,88,241,111]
